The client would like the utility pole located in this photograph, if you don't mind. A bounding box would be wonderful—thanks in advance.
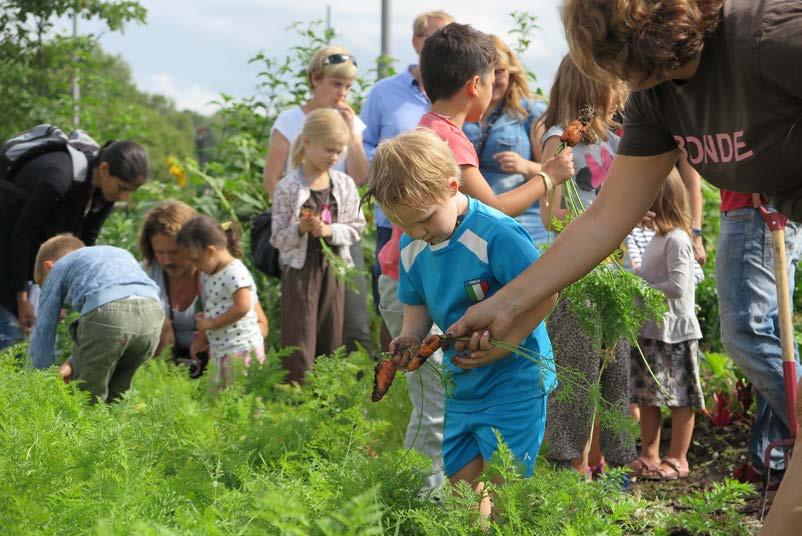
[326,5,332,42]
[379,0,390,79]
[71,5,80,129]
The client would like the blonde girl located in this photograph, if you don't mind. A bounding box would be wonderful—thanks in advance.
[270,109,366,384]
[629,169,704,481]
[263,45,372,357]
[537,54,634,478]
[176,215,265,390]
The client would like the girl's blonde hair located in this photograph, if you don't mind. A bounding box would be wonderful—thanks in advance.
[307,46,358,88]
[290,108,352,169]
[536,55,627,144]
[649,168,692,236]
[490,35,533,120]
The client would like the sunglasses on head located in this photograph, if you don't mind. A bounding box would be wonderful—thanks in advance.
[323,54,357,67]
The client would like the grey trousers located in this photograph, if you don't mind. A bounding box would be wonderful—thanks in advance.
[343,241,373,355]
[378,274,445,492]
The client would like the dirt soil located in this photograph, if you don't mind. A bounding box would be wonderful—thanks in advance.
[630,415,784,534]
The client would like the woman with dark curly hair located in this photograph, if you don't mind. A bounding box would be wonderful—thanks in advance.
[447,0,802,491]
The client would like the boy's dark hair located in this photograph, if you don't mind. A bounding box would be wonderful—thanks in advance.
[176,215,243,259]
[96,140,150,187]
[420,23,498,103]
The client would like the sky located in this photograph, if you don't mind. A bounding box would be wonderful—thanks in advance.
[73,0,568,115]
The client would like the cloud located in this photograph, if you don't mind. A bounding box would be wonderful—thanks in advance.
[138,73,220,115]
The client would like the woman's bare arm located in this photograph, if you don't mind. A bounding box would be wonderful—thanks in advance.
[447,150,679,345]
[263,131,290,195]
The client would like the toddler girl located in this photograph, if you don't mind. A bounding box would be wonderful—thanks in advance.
[176,215,264,389]
[270,108,366,384]
[629,169,704,480]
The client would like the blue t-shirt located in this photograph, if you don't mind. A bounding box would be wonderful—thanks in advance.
[398,197,556,412]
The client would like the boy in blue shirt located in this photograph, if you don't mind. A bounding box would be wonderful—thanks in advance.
[365,130,557,516]
[28,234,164,403]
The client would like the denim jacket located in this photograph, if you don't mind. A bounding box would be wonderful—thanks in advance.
[270,168,366,270]
[464,98,548,243]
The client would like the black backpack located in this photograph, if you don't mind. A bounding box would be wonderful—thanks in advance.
[0,124,100,198]
[250,209,282,278]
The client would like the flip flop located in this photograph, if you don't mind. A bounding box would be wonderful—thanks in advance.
[628,457,660,479]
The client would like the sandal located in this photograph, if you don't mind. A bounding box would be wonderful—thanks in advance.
[628,457,659,479]
[659,457,690,480]
[590,458,606,480]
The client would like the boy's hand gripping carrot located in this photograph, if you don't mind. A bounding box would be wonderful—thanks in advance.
[371,334,447,402]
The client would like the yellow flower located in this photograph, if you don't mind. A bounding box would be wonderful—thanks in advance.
[168,161,187,188]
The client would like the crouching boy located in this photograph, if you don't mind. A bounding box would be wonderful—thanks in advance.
[365,130,558,516]
[28,234,165,403]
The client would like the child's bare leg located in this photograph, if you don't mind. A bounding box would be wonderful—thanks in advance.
[639,405,662,465]
[588,415,604,468]
[665,407,694,465]
[450,455,491,517]
[630,403,641,423]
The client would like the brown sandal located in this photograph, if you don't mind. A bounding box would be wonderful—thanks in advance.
[628,457,660,479]
[657,457,690,480]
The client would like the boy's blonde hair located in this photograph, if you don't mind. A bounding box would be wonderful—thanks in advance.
[34,234,85,285]
[413,11,454,37]
[649,168,692,237]
[364,129,461,218]
[289,108,352,169]
[307,46,358,87]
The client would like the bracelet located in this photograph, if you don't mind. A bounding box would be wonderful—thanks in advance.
[536,171,554,207]
[692,227,702,237]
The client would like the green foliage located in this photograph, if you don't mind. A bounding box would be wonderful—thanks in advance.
[0,345,755,535]
[562,264,668,351]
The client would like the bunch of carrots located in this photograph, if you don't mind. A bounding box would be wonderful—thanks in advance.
[372,334,446,402]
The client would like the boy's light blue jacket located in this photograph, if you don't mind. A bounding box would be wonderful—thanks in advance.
[28,246,160,369]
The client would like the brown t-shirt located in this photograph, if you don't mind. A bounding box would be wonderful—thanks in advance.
[618,0,802,214]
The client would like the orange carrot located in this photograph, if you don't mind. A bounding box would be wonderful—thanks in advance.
[406,334,442,372]
[560,120,584,147]
[371,359,397,402]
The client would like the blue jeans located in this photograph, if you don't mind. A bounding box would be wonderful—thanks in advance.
[0,304,24,350]
[717,208,802,471]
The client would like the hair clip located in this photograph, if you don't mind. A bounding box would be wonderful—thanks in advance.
[221,220,232,231]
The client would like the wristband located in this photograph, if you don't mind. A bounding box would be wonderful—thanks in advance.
[536,171,554,207]
[692,227,702,237]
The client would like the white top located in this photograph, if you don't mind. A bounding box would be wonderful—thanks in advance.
[201,259,263,357]
[639,228,702,343]
[271,106,367,175]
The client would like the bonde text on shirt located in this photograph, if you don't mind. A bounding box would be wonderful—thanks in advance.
[673,131,754,165]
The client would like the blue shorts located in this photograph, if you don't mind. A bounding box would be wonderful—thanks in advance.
[442,395,548,478]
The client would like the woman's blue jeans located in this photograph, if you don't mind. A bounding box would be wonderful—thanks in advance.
[717,208,802,472]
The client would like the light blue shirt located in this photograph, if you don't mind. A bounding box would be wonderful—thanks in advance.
[398,197,556,412]
[464,99,548,244]
[29,246,160,369]
[361,66,430,228]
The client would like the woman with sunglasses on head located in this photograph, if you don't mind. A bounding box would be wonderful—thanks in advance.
[263,46,372,356]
